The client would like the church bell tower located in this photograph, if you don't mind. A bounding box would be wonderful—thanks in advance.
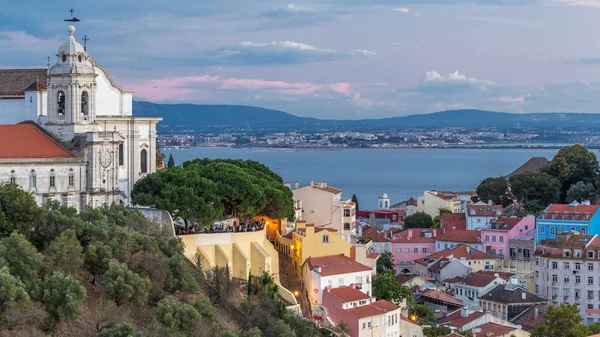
[45,25,98,141]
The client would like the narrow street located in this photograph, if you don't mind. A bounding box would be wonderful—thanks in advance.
[278,252,311,318]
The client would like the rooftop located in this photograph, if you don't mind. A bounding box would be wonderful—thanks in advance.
[479,284,545,304]
[487,217,523,231]
[420,289,463,306]
[438,309,485,328]
[441,213,466,222]
[436,230,481,243]
[415,244,493,266]
[504,156,549,179]
[0,122,78,159]
[467,202,503,217]
[305,254,372,276]
[326,285,372,303]
[345,300,399,319]
[535,234,600,258]
[455,271,513,288]
[0,68,47,97]
[476,322,519,337]
[539,203,600,221]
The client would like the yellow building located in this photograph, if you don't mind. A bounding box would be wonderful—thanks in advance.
[292,221,352,277]
[417,190,462,217]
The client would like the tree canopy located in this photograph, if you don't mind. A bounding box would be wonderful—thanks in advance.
[404,211,433,229]
[509,172,561,212]
[543,144,600,201]
[475,177,509,206]
[132,158,294,225]
[531,304,590,337]
[432,207,452,228]
[376,252,395,274]
[566,181,597,203]
[167,154,175,169]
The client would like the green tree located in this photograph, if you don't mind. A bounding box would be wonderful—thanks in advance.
[155,297,201,335]
[248,272,279,299]
[0,182,44,236]
[566,181,597,203]
[509,172,561,212]
[372,270,412,305]
[282,312,320,337]
[84,242,113,284]
[531,304,589,337]
[351,194,359,211]
[0,266,30,314]
[44,229,84,276]
[476,177,509,206]
[167,154,176,169]
[411,304,436,324]
[0,232,44,298]
[42,272,86,321]
[404,211,433,229]
[543,144,600,201]
[432,207,452,228]
[377,251,395,274]
[423,325,452,337]
[240,327,263,337]
[102,259,151,306]
[98,323,142,337]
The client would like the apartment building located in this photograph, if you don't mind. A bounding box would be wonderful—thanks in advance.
[536,201,600,243]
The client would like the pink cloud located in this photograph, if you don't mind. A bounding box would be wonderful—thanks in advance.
[123,74,352,101]
[495,96,525,104]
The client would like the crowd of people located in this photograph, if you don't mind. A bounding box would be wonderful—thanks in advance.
[175,218,266,235]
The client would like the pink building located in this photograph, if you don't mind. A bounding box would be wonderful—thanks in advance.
[480,216,534,259]
[391,228,439,274]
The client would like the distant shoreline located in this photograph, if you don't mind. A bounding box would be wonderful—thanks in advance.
[164,144,599,151]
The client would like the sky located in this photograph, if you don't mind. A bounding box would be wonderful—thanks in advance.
[3,1,600,119]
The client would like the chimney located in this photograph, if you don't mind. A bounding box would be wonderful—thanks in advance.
[461,306,469,318]
[534,307,539,319]
[494,273,499,278]
[351,283,356,289]
[294,181,299,189]
[326,286,331,293]
[583,200,591,206]
[521,292,526,300]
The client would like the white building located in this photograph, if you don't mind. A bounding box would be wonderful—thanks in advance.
[378,193,390,210]
[466,201,503,230]
[0,25,161,208]
[417,191,462,218]
[534,233,600,325]
[302,254,374,305]
[450,271,513,310]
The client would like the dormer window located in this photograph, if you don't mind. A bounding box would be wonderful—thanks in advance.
[57,91,66,116]
[61,54,66,63]
[81,91,89,115]
[78,54,82,62]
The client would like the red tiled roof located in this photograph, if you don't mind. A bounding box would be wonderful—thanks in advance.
[415,244,492,266]
[0,123,77,159]
[345,300,399,319]
[315,227,338,233]
[442,213,466,221]
[535,234,600,258]
[437,230,481,244]
[327,286,372,302]
[367,253,379,259]
[361,226,391,243]
[455,271,512,288]
[438,309,485,327]
[311,185,342,194]
[539,203,600,220]
[305,254,372,276]
[421,289,462,305]
[467,204,503,217]
[476,322,518,336]
[441,333,465,337]
[431,191,458,200]
[487,217,523,231]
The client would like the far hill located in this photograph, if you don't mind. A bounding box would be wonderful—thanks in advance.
[132,101,600,132]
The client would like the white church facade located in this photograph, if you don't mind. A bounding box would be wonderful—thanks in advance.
[0,25,161,209]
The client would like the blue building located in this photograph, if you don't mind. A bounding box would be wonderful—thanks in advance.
[536,201,600,243]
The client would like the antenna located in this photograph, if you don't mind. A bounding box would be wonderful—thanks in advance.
[64,7,81,22]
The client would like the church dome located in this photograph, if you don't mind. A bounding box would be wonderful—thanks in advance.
[49,25,95,75]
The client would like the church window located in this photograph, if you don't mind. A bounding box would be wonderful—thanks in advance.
[68,169,74,186]
[118,143,124,166]
[140,149,148,173]
[78,55,82,62]
[57,91,66,116]
[61,54,66,63]
[9,170,15,185]
[81,91,89,115]
[29,170,36,189]
[50,169,56,188]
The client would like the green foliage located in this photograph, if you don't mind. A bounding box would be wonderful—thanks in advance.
[543,144,600,201]
[98,323,142,337]
[42,272,86,321]
[404,211,433,229]
[167,154,176,169]
[133,158,294,226]
[566,180,597,203]
[165,254,200,294]
[249,272,279,299]
[0,232,44,299]
[84,242,113,284]
[351,194,359,211]
[155,297,201,336]
[0,182,44,236]
[476,177,510,206]
[372,270,412,305]
[0,266,30,313]
[432,207,452,228]
[376,251,395,274]
[44,229,84,275]
[423,325,452,337]
[531,304,589,337]
[411,304,435,324]
[240,328,263,337]
[509,172,561,212]
[101,259,151,306]
[282,313,320,337]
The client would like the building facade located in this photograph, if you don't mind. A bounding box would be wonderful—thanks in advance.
[536,202,600,243]
[417,191,462,218]
[466,201,503,230]
[481,216,535,259]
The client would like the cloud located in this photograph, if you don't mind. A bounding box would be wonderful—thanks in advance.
[556,0,600,7]
[393,7,410,13]
[260,3,316,18]
[463,17,543,26]
[198,41,376,66]
[0,31,61,51]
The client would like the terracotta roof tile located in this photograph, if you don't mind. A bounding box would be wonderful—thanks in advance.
[539,203,600,220]
[305,254,372,276]
[438,309,485,327]
[0,69,47,96]
[0,123,77,159]
[437,230,481,243]
[479,284,545,304]
[326,286,372,302]
[476,322,518,336]
[441,333,465,337]
[467,204,503,217]
[311,185,342,194]
[415,244,492,266]
[345,300,399,319]
[421,289,462,305]
[504,156,549,179]
[441,213,466,221]
[487,217,523,231]
[455,271,512,288]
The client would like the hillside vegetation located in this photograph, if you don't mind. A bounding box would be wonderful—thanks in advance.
[0,183,321,337]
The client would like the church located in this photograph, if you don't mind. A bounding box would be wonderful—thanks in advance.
[0,24,161,210]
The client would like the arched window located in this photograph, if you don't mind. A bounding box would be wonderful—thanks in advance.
[140,149,148,173]
[49,169,56,188]
[68,168,74,186]
[118,143,124,166]
[81,91,89,115]
[9,170,15,185]
[29,170,36,189]
[57,91,66,116]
